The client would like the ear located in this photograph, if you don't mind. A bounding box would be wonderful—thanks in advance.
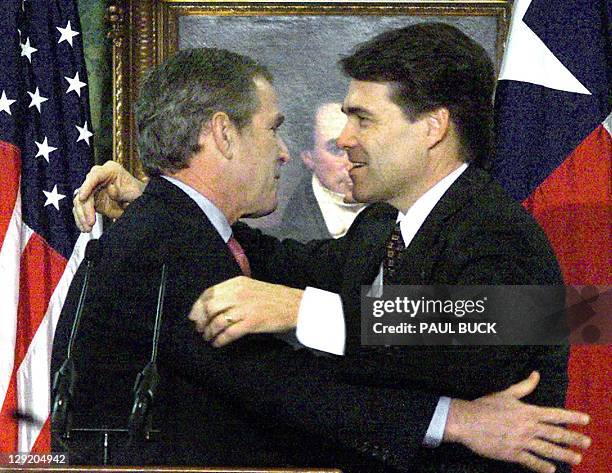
[425,107,450,149]
[301,150,315,170]
[210,112,236,159]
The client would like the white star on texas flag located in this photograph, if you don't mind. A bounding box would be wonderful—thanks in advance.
[498,0,590,94]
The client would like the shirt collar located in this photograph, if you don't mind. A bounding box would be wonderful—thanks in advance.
[161,175,232,243]
[311,174,367,238]
[396,163,468,248]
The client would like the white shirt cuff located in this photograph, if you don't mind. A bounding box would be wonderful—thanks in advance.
[423,396,451,448]
[296,287,346,355]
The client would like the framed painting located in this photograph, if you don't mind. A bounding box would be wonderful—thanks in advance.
[107,0,511,228]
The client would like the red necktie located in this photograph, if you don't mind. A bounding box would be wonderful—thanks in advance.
[227,236,251,277]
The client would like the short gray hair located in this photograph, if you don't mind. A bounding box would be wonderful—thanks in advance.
[135,48,272,176]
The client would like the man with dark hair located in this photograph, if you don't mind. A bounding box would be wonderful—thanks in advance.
[70,25,590,473]
[338,23,496,166]
[194,23,583,473]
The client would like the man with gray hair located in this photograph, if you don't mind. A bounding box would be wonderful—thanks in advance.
[59,46,546,471]
[69,27,591,473]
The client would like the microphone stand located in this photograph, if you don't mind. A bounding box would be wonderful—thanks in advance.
[128,263,166,443]
[51,240,99,440]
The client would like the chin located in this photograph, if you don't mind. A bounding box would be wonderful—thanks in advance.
[244,200,278,218]
[351,188,373,204]
[343,190,357,204]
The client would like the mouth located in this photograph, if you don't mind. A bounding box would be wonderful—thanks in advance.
[349,162,366,177]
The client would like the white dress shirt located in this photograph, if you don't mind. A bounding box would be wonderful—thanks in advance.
[311,174,366,238]
[161,175,232,242]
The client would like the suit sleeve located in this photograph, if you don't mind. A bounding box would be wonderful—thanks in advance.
[166,317,440,471]
[91,230,440,472]
[234,222,348,291]
[338,225,568,405]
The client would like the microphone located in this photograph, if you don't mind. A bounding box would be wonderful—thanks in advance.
[128,263,166,442]
[51,239,100,439]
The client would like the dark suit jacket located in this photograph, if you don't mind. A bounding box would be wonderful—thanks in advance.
[270,175,332,242]
[236,165,569,473]
[52,176,453,472]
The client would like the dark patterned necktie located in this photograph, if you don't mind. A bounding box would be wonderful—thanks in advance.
[383,221,404,284]
[227,236,251,277]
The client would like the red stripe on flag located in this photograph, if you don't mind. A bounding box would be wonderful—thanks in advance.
[523,125,611,284]
[0,376,17,452]
[566,345,612,473]
[0,233,66,452]
[30,418,50,453]
[523,124,611,473]
[0,140,21,250]
[15,233,67,363]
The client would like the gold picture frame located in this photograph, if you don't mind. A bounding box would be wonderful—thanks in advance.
[107,0,511,184]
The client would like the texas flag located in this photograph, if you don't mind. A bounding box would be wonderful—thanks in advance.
[493,1,610,471]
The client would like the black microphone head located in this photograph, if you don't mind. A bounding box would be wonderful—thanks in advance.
[84,239,101,263]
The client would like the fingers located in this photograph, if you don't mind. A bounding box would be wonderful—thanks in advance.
[189,295,213,332]
[516,451,556,473]
[211,321,249,347]
[79,164,108,201]
[528,438,582,466]
[203,312,235,341]
[535,406,590,426]
[188,285,234,333]
[72,163,113,232]
[72,190,96,232]
[504,371,540,398]
[536,424,591,449]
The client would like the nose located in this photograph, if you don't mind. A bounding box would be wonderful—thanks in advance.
[278,136,291,164]
[336,122,356,151]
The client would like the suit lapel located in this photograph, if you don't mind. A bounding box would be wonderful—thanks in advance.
[395,165,492,283]
[143,177,244,278]
[348,203,398,286]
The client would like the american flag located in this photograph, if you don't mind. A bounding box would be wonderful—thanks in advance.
[0,0,101,453]
[493,1,611,471]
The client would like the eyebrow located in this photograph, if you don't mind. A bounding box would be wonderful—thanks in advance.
[341,105,373,118]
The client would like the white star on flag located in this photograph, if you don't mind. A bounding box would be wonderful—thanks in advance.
[35,137,58,162]
[0,90,16,115]
[498,0,590,94]
[57,20,79,46]
[20,37,37,62]
[27,86,48,113]
[75,121,93,145]
[43,185,66,211]
[65,72,86,96]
